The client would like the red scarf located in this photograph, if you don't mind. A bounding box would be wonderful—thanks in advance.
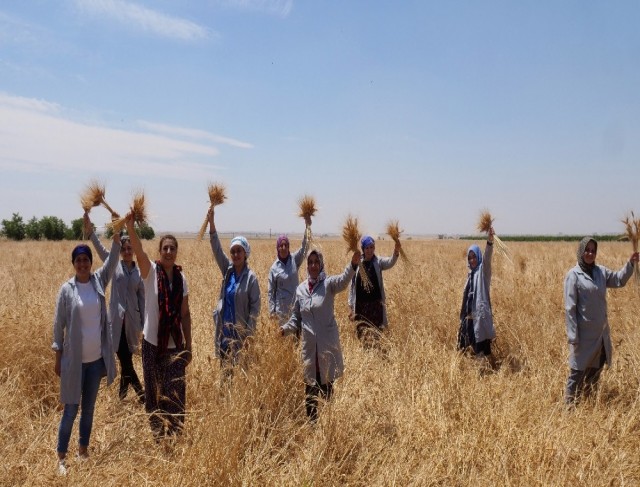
[156,262,184,356]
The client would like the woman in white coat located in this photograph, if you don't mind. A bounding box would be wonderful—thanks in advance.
[281,248,361,422]
[564,236,638,404]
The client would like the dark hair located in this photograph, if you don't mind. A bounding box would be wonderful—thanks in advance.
[158,234,178,252]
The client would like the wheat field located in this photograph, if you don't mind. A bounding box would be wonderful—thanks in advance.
[1,237,639,486]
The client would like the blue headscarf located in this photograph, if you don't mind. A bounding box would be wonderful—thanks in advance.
[361,235,375,250]
[467,244,482,270]
[71,244,93,264]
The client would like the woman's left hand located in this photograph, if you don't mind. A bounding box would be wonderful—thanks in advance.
[351,250,362,266]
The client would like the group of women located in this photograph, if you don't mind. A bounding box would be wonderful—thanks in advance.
[51,211,639,473]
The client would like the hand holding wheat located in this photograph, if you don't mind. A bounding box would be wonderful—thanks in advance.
[478,210,512,264]
[298,195,316,242]
[622,211,640,287]
[198,183,227,240]
[386,220,409,264]
[80,180,118,217]
[108,191,146,234]
[342,215,373,292]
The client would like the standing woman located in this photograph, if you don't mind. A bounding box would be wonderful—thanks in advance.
[348,235,400,345]
[281,248,361,422]
[457,227,495,360]
[52,228,120,474]
[564,237,638,404]
[125,216,192,438]
[268,216,311,325]
[85,214,145,402]
[208,207,261,370]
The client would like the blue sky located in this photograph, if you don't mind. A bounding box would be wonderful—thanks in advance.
[1,1,638,236]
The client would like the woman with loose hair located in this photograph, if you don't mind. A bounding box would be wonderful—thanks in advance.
[564,237,638,404]
[281,248,361,422]
[268,215,311,325]
[207,207,260,372]
[52,226,120,475]
[85,214,145,403]
[126,216,192,438]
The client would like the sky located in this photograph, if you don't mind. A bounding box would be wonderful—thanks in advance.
[1,1,639,236]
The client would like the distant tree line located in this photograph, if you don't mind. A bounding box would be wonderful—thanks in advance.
[459,234,622,242]
[0,213,155,241]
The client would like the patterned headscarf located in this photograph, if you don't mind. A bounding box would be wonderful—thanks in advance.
[230,236,251,258]
[467,244,482,270]
[577,236,597,276]
[306,249,326,288]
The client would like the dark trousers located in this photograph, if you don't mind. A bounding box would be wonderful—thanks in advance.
[305,372,333,423]
[142,339,187,437]
[116,321,143,400]
[565,347,607,404]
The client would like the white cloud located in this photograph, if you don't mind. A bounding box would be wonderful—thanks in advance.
[0,93,239,181]
[73,0,213,41]
[219,0,293,18]
[137,120,253,149]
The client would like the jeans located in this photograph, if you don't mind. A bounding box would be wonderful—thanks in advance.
[56,358,106,454]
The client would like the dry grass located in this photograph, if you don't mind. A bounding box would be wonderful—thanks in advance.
[80,180,118,217]
[3,238,640,485]
[197,183,227,240]
[477,209,513,265]
[621,211,640,286]
[298,195,317,243]
[386,220,409,264]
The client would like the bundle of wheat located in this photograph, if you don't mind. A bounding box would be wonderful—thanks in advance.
[386,220,409,263]
[198,183,227,239]
[622,211,640,286]
[80,180,118,216]
[477,210,513,264]
[342,215,372,292]
[298,195,317,242]
[108,191,146,233]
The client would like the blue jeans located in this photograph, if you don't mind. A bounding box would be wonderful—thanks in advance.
[57,358,106,454]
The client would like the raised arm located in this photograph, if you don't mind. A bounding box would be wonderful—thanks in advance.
[604,252,639,288]
[208,207,231,274]
[293,217,311,267]
[85,213,109,262]
[328,251,361,294]
[96,230,121,289]
[126,215,151,279]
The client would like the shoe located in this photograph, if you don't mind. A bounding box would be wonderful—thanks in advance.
[77,452,89,462]
[57,460,68,476]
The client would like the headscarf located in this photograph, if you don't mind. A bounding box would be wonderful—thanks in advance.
[467,244,482,270]
[230,236,251,258]
[577,236,597,276]
[361,235,375,250]
[72,244,93,264]
[276,234,290,263]
[307,249,326,289]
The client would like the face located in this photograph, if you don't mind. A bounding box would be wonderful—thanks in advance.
[230,245,246,267]
[73,254,92,282]
[277,241,290,260]
[159,239,178,267]
[363,243,375,261]
[468,250,478,270]
[120,240,134,263]
[583,241,597,265]
[307,254,321,279]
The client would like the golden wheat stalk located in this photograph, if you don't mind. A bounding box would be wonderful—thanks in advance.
[621,211,640,287]
[477,209,513,264]
[342,215,373,292]
[298,195,317,243]
[198,183,227,240]
[386,220,409,264]
[108,191,146,234]
[80,180,118,216]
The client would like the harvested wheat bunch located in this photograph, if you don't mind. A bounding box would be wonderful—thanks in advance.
[621,211,640,286]
[298,195,316,242]
[477,209,513,264]
[108,191,146,234]
[198,183,227,240]
[386,220,409,263]
[342,215,372,292]
[80,180,118,216]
